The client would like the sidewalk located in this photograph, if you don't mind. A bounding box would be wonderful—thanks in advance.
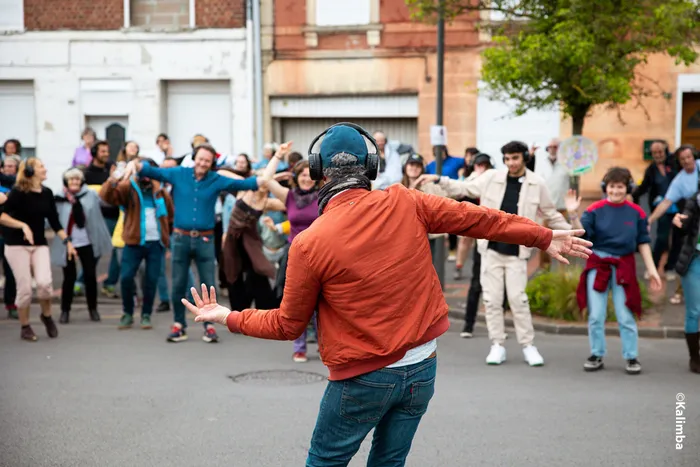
[443,251,687,339]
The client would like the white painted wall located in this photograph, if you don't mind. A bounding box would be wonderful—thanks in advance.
[0,29,252,191]
[476,82,560,170]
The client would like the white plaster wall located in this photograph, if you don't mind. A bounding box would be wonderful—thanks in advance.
[0,29,252,191]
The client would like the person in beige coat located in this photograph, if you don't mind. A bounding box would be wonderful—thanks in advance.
[419,141,573,367]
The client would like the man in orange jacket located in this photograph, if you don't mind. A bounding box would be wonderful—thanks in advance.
[182,124,592,466]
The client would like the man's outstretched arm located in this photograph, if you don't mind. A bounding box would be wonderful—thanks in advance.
[413,189,553,250]
[412,189,592,263]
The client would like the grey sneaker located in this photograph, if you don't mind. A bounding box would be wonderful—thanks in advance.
[625,359,642,375]
[583,355,604,372]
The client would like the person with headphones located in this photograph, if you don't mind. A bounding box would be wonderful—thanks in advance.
[122,142,263,343]
[417,141,574,366]
[632,140,680,278]
[566,167,662,374]
[0,158,77,342]
[179,123,591,465]
[52,168,113,324]
[648,144,700,305]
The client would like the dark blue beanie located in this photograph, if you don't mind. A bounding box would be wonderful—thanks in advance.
[319,125,368,168]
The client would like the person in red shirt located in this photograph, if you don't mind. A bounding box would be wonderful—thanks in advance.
[181,124,592,466]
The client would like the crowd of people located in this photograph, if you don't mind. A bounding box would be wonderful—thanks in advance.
[0,131,699,376]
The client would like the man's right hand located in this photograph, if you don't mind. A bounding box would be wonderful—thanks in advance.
[673,213,688,229]
[416,174,439,186]
[546,229,593,264]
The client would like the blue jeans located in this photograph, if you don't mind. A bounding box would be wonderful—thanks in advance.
[586,267,639,360]
[306,356,437,467]
[120,241,164,316]
[171,232,216,329]
[681,255,700,333]
[157,249,195,303]
[77,216,121,287]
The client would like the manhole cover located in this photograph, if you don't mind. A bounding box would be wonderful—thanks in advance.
[228,370,326,386]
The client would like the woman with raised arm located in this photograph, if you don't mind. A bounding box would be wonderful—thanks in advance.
[219,168,286,319]
[260,142,323,362]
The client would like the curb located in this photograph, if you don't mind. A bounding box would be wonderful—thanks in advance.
[447,308,686,340]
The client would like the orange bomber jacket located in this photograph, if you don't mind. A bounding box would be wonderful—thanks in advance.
[226,184,553,380]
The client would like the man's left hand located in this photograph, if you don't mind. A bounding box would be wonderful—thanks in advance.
[181,284,233,326]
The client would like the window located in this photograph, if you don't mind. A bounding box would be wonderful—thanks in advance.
[0,81,36,158]
[0,0,24,31]
[165,81,232,156]
[316,0,371,27]
[129,0,192,29]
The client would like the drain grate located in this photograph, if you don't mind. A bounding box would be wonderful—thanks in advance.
[228,370,326,386]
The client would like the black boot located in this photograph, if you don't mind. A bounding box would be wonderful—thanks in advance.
[685,333,700,374]
[59,310,69,324]
[88,309,101,322]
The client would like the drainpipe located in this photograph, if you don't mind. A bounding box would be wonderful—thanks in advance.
[246,0,255,157]
[252,0,264,160]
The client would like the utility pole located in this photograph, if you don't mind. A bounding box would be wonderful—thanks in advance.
[432,0,446,289]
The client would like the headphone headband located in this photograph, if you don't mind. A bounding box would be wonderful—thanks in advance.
[307,122,380,181]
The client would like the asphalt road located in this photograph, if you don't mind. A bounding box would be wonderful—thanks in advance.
[0,304,698,467]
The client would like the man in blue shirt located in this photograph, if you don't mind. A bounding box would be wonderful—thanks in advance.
[124,143,261,343]
[649,146,700,224]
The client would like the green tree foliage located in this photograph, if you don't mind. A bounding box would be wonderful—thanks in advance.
[406,0,700,134]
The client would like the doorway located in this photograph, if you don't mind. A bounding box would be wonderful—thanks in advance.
[681,93,700,149]
[86,116,128,162]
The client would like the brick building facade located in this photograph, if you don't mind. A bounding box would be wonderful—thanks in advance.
[0,0,251,191]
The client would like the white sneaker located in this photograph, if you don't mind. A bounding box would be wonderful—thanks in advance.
[486,344,506,365]
[460,331,473,338]
[523,345,544,366]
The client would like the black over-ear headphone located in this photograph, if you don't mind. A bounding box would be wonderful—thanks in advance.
[23,158,36,178]
[91,141,109,159]
[308,122,379,181]
[193,143,218,170]
[600,168,635,194]
[501,141,530,164]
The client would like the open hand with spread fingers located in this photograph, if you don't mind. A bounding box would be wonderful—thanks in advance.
[181,284,233,326]
[546,229,593,264]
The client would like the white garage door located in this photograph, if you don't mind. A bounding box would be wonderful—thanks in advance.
[476,82,560,169]
[0,81,36,157]
[278,118,418,156]
[166,80,232,157]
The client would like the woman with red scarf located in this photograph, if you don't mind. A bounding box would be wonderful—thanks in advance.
[569,168,662,374]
